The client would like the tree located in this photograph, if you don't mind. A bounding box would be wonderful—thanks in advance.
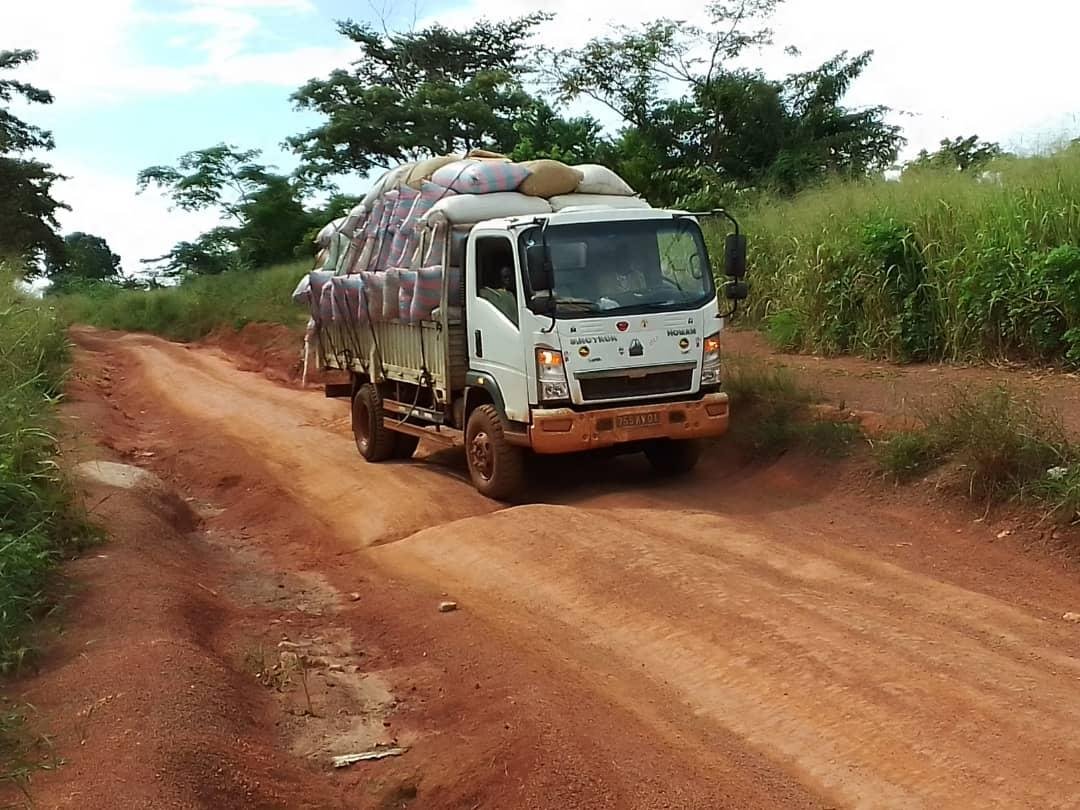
[43,232,121,292]
[549,1,783,129]
[907,135,1005,173]
[138,144,274,224]
[288,14,550,182]
[138,144,315,274]
[695,53,903,195]
[508,100,610,164]
[0,49,65,268]
[549,3,903,202]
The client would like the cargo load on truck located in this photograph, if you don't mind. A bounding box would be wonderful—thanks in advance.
[292,151,748,500]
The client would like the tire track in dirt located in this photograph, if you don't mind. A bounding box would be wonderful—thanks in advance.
[113,330,1080,809]
[386,506,1080,808]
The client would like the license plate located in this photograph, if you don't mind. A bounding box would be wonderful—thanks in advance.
[615,412,661,429]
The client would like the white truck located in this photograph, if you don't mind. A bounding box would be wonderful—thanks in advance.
[316,204,747,499]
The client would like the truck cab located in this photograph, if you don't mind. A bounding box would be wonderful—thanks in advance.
[459,208,734,495]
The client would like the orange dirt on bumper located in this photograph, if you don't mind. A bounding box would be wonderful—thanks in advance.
[529,392,730,454]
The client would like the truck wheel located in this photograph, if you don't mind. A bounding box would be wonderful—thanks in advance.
[465,405,525,500]
[391,433,420,459]
[645,439,702,476]
[352,383,397,462]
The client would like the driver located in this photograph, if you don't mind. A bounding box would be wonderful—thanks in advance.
[611,243,647,292]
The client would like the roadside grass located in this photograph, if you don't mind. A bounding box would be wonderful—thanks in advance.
[707,145,1080,365]
[61,260,311,342]
[1,268,92,794]
[722,354,861,458]
[0,271,89,673]
[877,384,1080,521]
[0,702,60,800]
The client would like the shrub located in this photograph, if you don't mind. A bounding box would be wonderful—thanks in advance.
[60,260,311,341]
[879,384,1073,505]
[712,146,1080,364]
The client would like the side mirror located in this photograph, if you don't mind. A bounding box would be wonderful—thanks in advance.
[525,243,554,292]
[723,280,749,301]
[724,233,747,279]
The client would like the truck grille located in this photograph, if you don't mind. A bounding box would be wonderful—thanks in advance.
[577,368,694,402]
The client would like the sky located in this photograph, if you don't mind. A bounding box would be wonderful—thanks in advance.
[5,0,1080,275]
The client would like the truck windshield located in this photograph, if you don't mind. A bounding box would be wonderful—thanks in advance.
[519,218,715,318]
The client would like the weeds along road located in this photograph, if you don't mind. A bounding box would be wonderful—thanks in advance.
[71,328,1080,809]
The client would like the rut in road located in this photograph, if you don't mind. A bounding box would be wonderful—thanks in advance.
[121,332,1080,809]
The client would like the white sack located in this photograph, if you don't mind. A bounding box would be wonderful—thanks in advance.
[316,217,346,247]
[360,164,412,210]
[422,192,551,226]
[573,164,636,196]
[549,194,651,212]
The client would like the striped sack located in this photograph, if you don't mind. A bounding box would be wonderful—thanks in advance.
[431,160,531,194]
[364,198,385,238]
[409,265,443,323]
[341,205,367,238]
[317,277,335,324]
[373,190,400,269]
[386,186,420,265]
[397,269,417,322]
[359,271,385,322]
[330,276,363,326]
[308,271,334,323]
[382,269,402,321]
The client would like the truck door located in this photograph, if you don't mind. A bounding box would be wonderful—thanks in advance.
[466,234,529,422]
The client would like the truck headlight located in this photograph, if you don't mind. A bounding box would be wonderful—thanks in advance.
[536,347,569,401]
[701,332,721,385]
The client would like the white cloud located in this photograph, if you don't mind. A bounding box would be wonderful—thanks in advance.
[3,0,353,103]
[13,0,1080,274]
[51,161,222,277]
[437,0,1080,157]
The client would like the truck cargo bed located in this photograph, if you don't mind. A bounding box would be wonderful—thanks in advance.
[320,319,467,396]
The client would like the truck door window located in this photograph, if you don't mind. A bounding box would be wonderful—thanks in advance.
[475,236,519,327]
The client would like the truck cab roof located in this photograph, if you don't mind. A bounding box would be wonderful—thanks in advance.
[473,207,693,232]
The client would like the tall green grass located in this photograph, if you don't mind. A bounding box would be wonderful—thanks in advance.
[714,146,1080,364]
[0,269,86,672]
[62,260,311,341]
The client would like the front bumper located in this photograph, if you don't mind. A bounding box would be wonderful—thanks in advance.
[529,392,730,454]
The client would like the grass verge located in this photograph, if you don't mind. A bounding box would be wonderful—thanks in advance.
[0,701,60,799]
[1,269,92,794]
[1,272,89,672]
[722,354,862,458]
[877,385,1080,521]
[60,260,310,341]
[709,145,1080,365]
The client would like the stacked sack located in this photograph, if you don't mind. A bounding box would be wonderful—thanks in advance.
[298,151,646,328]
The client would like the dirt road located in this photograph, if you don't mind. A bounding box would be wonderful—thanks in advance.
[14,329,1080,809]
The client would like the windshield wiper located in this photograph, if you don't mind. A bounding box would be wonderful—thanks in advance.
[553,297,599,312]
[598,299,700,316]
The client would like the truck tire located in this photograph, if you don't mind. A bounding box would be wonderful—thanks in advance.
[352,383,397,462]
[644,439,702,476]
[465,405,525,500]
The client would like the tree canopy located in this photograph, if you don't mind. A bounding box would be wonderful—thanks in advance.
[549,2,903,203]
[139,144,317,275]
[0,49,65,269]
[288,14,550,182]
[907,135,1006,173]
[133,4,913,276]
[43,232,122,292]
